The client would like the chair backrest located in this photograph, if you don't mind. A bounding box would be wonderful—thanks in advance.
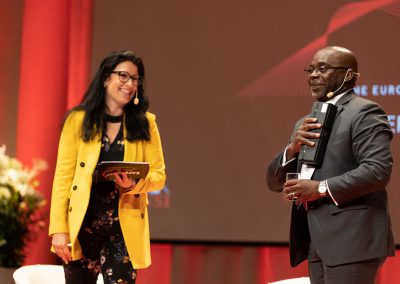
[13,265,65,284]
[268,276,311,284]
[13,264,104,284]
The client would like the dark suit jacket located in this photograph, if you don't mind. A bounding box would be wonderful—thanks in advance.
[266,91,395,267]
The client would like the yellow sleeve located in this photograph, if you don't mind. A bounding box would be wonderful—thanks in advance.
[132,113,166,194]
[48,111,80,235]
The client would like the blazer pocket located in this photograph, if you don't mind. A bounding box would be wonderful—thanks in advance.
[120,194,141,210]
[329,203,367,215]
[120,208,142,217]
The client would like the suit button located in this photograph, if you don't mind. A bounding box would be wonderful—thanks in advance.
[69,207,72,212]
[73,185,77,190]
[80,162,85,167]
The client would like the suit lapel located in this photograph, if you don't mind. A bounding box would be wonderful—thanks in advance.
[334,90,355,118]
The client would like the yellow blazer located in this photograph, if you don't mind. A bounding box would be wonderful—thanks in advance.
[48,110,166,269]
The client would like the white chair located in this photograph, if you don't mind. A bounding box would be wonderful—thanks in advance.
[268,276,311,284]
[13,264,104,284]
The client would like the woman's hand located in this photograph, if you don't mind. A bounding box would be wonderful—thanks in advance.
[114,171,136,194]
[52,233,72,264]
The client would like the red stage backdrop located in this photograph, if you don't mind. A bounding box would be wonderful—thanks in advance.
[15,0,93,265]
[1,0,400,283]
[91,0,400,244]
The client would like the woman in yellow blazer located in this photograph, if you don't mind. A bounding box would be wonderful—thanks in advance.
[49,50,166,284]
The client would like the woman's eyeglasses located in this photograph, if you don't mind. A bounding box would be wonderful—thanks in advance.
[111,71,141,85]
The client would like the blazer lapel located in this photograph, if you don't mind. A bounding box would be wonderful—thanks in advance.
[334,90,355,118]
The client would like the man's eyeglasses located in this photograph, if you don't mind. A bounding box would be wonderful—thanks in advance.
[111,71,141,85]
[304,65,349,75]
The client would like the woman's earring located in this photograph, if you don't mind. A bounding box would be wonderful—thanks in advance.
[133,91,139,105]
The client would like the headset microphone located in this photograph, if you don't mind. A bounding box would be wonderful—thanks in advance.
[327,69,351,99]
[326,91,334,99]
[133,91,139,105]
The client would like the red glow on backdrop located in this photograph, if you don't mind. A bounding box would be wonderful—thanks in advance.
[16,0,93,265]
[2,0,400,283]
[239,0,397,98]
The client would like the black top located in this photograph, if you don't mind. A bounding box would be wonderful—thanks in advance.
[83,122,125,235]
[105,114,123,123]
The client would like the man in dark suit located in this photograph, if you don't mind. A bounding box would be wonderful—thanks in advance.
[266,46,395,284]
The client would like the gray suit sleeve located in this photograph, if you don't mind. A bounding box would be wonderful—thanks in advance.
[266,150,298,192]
[328,102,393,205]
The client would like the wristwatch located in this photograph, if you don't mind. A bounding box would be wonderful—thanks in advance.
[318,180,328,198]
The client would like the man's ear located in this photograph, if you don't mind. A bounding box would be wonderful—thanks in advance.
[345,69,354,81]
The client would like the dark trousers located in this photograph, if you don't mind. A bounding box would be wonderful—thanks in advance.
[64,184,136,284]
[308,242,385,284]
[64,232,137,284]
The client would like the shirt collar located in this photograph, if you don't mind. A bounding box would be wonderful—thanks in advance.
[326,89,351,105]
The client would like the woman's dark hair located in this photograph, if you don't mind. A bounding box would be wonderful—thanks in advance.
[70,50,150,142]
